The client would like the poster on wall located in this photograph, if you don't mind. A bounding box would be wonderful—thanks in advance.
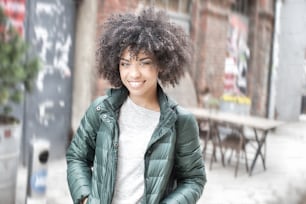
[224,12,250,96]
[0,0,26,35]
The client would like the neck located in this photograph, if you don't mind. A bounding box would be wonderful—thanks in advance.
[129,93,160,112]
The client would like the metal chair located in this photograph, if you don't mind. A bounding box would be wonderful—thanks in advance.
[210,122,250,177]
[198,119,211,160]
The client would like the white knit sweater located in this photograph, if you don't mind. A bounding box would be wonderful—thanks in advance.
[112,97,160,204]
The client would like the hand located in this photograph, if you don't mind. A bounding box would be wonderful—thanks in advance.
[81,197,88,204]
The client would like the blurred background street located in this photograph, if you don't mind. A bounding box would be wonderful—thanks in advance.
[16,120,306,204]
[1,0,306,203]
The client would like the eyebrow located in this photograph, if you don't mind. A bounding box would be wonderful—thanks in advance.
[120,57,130,62]
[139,57,152,61]
[119,57,152,61]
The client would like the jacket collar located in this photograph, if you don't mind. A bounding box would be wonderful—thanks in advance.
[104,84,178,148]
[104,84,178,117]
[104,86,129,113]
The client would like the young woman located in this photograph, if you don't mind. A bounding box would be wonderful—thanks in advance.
[66,8,206,204]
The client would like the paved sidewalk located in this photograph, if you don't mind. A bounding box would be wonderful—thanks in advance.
[16,159,71,204]
[198,120,306,204]
[16,120,306,204]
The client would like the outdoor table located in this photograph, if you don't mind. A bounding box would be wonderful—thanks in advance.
[187,107,284,176]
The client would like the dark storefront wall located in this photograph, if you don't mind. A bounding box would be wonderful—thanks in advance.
[22,0,76,164]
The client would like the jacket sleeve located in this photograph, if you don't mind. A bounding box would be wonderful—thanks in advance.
[66,99,102,204]
[161,110,207,204]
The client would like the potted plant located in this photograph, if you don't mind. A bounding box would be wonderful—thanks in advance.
[0,8,41,123]
[0,7,41,204]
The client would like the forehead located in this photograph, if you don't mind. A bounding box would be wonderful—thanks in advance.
[120,47,153,60]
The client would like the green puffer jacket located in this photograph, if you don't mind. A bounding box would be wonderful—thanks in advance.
[66,85,206,204]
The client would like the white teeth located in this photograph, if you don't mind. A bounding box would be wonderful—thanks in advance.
[129,81,143,88]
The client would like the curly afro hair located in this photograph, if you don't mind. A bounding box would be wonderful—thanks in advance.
[96,7,192,88]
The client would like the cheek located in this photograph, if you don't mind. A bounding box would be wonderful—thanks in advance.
[151,70,159,80]
[119,68,125,78]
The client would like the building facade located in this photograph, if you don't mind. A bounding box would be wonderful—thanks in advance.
[92,0,275,117]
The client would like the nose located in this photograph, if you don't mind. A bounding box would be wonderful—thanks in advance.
[130,64,141,78]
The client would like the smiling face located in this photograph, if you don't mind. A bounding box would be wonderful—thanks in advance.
[119,48,159,106]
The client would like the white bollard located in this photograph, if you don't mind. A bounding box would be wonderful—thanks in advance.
[26,139,50,204]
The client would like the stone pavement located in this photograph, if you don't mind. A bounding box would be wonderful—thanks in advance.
[16,120,306,204]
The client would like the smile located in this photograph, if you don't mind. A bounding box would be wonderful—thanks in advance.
[128,81,145,88]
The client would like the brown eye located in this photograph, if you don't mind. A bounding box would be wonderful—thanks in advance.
[140,60,153,67]
[120,62,130,67]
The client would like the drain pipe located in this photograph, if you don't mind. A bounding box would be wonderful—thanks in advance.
[267,0,282,119]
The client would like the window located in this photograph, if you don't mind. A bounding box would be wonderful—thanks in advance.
[231,0,249,15]
[139,0,192,34]
[141,0,192,15]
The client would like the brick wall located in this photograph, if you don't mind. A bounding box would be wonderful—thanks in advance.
[195,1,231,97]
[93,0,275,115]
[247,0,274,116]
